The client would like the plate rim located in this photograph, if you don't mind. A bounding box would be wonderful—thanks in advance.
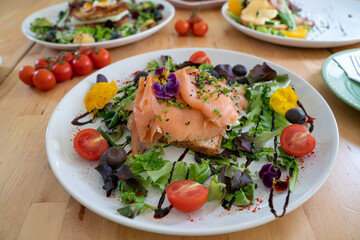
[46,47,339,236]
[21,0,175,50]
[321,49,360,111]
[221,3,360,48]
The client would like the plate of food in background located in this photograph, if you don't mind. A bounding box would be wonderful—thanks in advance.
[167,0,226,9]
[22,0,175,50]
[222,0,360,48]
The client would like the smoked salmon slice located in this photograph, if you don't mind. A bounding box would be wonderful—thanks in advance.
[130,67,248,155]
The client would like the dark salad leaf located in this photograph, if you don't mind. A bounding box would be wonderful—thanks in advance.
[117,203,154,219]
[214,64,236,84]
[95,164,118,197]
[232,135,253,153]
[118,164,148,197]
[248,62,277,83]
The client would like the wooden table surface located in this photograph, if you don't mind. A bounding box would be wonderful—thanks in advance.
[1,1,360,239]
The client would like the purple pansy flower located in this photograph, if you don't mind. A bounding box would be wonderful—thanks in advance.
[153,67,180,99]
[258,163,281,189]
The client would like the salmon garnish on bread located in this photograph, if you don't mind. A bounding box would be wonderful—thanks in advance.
[128,68,248,156]
[69,0,130,25]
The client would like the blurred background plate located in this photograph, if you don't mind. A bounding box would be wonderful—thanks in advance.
[22,0,175,50]
[221,0,360,48]
[167,0,225,9]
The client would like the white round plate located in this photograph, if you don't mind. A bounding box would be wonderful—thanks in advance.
[221,0,360,48]
[46,48,338,235]
[167,0,225,9]
[22,0,175,50]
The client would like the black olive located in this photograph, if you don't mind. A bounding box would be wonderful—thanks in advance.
[99,147,126,169]
[154,11,163,21]
[236,77,249,84]
[232,64,247,77]
[133,71,148,84]
[97,74,108,83]
[58,10,65,19]
[109,32,119,40]
[104,20,114,28]
[205,69,220,79]
[285,108,306,125]
[156,4,164,10]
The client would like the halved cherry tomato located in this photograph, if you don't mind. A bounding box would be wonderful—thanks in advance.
[187,13,203,29]
[52,61,73,82]
[32,69,56,91]
[193,21,208,37]
[35,58,52,69]
[166,180,208,213]
[74,46,93,58]
[280,124,316,157]
[73,129,108,161]
[19,65,35,86]
[90,48,111,68]
[72,55,93,75]
[175,19,190,36]
[189,51,211,64]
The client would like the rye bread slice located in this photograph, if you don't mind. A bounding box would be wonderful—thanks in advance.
[127,113,222,156]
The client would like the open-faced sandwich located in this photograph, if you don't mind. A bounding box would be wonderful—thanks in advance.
[71,51,316,219]
[30,0,165,44]
[69,0,130,27]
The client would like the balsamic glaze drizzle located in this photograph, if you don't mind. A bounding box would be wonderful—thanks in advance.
[268,188,291,218]
[154,148,189,218]
[71,112,95,126]
[297,100,314,133]
[268,110,292,218]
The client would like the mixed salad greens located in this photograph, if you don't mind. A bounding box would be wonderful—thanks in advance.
[72,51,315,219]
[227,0,315,39]
[30,1,164,44]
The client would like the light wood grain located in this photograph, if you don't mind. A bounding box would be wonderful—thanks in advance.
[0,1,360,240]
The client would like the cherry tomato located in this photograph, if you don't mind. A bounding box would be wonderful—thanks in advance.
[175,19,190,36]
[72,55,93,75]
[73,129,108,161]
[32,69,56,91]
[90,48,111,68]
[166,180,208,213]
[57,52,74,64]
[188,13,203,29]
[18,65,35,86]
[52,61,73,82]
[74,46,93,58]
[35,58,52,69]
[189,51,211,64]
[193,21,208,37]
[280,124,316,157]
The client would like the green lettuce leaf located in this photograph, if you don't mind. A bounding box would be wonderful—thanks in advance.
[207,176,226,202]
[188,160,212,184]
[120,190,146,204]
[129,146,166,175]
[225,183,255,206]
[117,203,155,219]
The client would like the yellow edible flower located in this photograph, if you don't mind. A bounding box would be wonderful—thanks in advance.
[269,86,298,116]
[282,27,309,39]
[84,81,118,113]
[228,0,243,16]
